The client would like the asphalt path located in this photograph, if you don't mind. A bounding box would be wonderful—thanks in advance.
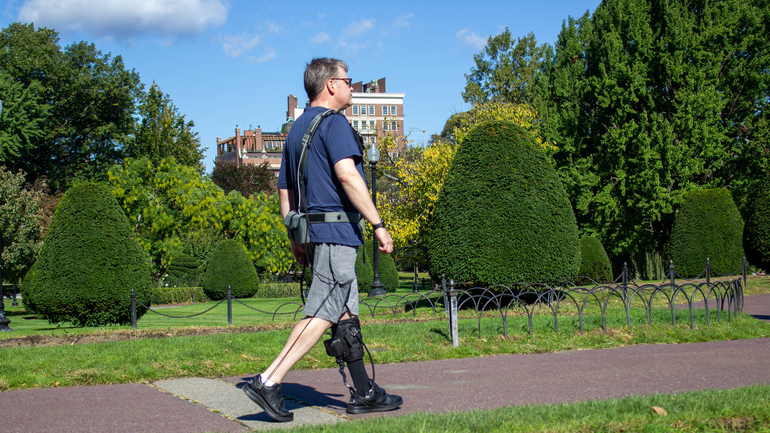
[2,293,769,432]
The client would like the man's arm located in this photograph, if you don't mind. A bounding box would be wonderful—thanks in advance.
[334,157,393,254]
[278,188,294,219]
[279,188,308,265]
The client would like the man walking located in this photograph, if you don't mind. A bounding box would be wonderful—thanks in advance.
[242,58,403,422]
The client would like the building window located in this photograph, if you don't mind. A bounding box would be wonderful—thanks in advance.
[368,105,375,115]
[383,121,389,131]
[361,121,367,131]
[353,120,359,130]
[382,105,388,116]
[369,120,376,131]
[352,105,359,115]
[390,151,399,160]
[391,105,397,115]
[391,121,397,131]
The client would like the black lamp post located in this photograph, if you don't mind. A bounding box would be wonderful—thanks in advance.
[367,144,386,298]
[0,98,14,332]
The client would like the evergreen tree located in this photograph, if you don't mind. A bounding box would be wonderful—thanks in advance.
[428,121,580,286]
[202,239,259,300]
[535,0,770,266]
[125,83,205,172]
[667,189,744,278]
[20,182,152,326]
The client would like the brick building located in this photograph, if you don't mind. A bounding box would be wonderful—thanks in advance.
[216,77,405,171]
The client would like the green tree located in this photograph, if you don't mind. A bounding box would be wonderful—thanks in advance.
[210,160,275,197]
[378,103,547,269]
[428,121,580,286]
[125,83,205,171]
[744,175,770,272]
[107,157,292,277]
[667,189,744,278]
[0,166,43,284]
[0,23,142,190]
[0,75,47,164]
[535,0,770,267]
[463,30,549,105]
[578,236,613,283]
[202,239,259,300]
[20,181,152,326]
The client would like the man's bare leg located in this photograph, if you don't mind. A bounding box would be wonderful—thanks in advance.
[261,315,335,384]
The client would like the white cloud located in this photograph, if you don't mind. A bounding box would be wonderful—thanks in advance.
[248,48,276,63]
[310,32,330,44]
[342,18,374,37]
[336,39,369,56]
[18,0,228,40]
[393,13,414,28]
[262,20,282,33]
[456,29,487,51]
[218,32,260,58]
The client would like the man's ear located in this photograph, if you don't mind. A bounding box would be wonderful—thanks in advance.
[326,78,336,96]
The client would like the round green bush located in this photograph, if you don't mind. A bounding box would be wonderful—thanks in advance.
[167,253,202,286]
[578,236,613,283]
[203,239,259,300]
[356,243,399,293]
[19,182,152,326]
[428,121,580,286]
[667,188,744,277]
[744,176,770,272]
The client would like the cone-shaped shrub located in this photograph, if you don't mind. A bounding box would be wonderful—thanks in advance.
[428,121,580,286]
[668,188,744,277]
[356,243,399,293]
[745,176,770,272]
[203,239,258,300]
[167,253,202,286]
[20,182,152,326]
[578,236,613,283]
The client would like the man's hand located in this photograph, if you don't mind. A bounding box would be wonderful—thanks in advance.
[290,241,309,267]
[375,227,393,254]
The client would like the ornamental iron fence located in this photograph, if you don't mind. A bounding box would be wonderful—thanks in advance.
[129,259,746,349]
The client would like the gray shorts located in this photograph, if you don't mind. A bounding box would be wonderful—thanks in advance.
[303,243,359,323]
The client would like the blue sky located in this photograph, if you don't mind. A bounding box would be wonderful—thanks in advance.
[1,0,600,172]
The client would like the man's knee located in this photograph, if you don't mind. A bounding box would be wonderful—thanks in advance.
[324,316,364,362]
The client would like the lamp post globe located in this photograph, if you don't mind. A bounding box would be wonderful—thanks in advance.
[367,143,386,298]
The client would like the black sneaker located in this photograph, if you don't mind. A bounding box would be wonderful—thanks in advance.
[346,382,403,414]
[243,375,294,422]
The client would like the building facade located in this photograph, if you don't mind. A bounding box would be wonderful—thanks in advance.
[216,78,405,171]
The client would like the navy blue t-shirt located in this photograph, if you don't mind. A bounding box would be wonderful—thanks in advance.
[277,106,366,247]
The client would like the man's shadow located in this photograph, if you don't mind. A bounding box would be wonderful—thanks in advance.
[235,377,348,422]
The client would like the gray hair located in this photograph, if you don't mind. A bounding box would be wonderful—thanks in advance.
[304,58,348,102]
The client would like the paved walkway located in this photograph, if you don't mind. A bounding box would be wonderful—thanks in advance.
[2,294,770,432]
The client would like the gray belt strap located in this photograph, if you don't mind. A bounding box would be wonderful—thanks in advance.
[307,212,362,224]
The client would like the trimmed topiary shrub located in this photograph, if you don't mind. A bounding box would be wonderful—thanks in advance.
[167,253,202,286]
[578,236,613,283]
[356,243,399,293]
[203,239,259,300]
[19,182,152,326]
[744,176,770,272]
[428,121,580,286]
[667,188,744,278]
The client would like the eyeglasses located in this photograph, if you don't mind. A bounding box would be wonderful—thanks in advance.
[330,77,353,86]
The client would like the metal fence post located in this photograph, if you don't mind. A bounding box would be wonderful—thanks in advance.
[441,274,449,315]
[622,262,628,304]
[669,260,675,289]
[706,258,711,285]
[130,287,137,330]
[449,279,458,348]
[227,286,233,325]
